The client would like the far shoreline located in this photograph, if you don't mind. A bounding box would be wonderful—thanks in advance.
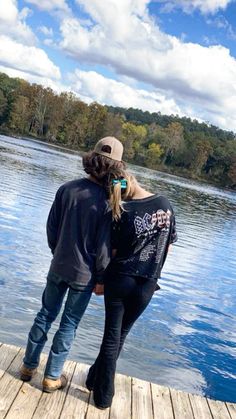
[1,131,235,193]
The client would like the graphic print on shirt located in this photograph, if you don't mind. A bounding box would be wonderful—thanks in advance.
[155,229,170,264]
[134,209,171,237]
[139,243,157,261]
[134,209,171,264]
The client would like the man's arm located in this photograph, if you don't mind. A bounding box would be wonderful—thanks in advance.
[95,210,122,283]
[46,186,63,254]
[94,206,112,285]
[94,247,117,295]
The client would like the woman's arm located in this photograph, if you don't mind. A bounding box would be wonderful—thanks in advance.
[112,249,117,258]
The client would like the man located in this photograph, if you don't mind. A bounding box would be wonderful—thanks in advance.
[20,136,125,392]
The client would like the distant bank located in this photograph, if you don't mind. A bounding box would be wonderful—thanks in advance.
[0,71,236,189]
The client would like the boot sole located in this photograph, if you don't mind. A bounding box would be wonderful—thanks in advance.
[95,403,110,410]
[20,374,32,382]
[43,386,63,393]
[85,382,93,391]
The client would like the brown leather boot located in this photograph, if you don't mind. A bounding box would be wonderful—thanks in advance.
[42,374,68,393]
[20,364,38,382]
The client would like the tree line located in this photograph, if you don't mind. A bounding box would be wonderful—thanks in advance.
[0,72,236,189]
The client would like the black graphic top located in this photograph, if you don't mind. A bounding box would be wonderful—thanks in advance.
[109,194,177,280]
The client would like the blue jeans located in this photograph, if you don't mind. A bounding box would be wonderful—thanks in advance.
[23,274,92,378]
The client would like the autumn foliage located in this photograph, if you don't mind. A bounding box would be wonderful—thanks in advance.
[0,72,236,188]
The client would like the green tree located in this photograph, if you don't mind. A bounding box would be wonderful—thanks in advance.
[189,138,213,176]
[9,95,30,134]
[161,122,184,164]
[0,72,20,126]
[146,143,163,169]
[0,89,7,119]
[102,112,123,139]
[228,160,236,187]
[61,97,89,148]
[85,102,108,148]
[31,86,52,136]
[121,122,147,160]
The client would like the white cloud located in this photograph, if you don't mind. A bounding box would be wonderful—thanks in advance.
[59,0,236,130]
[38,26,54,37]
[206,15,236,40]
[24,0,70,13]
[0,0,36,45]
[0,0,62,90]
[157,0,233,14]
[0,0,18,21]
[43,38,56,47]
[68,69,181,115]
[0,35,61,80]
[207,15,229,28]
[202,35,218,46]
[1,0,235,132]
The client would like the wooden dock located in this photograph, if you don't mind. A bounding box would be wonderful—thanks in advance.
[0,343,235,419]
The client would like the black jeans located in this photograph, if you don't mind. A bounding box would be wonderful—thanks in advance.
[86,274,157,407]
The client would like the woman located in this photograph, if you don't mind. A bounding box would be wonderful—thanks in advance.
[86,172,177,409]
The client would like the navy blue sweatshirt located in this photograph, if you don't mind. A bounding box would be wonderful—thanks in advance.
[46,178,111,289]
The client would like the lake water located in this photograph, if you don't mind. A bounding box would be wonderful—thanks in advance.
[0,134,235,403]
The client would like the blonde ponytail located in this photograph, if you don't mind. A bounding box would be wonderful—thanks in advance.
[109,173,136,220]
[109,183,123,221]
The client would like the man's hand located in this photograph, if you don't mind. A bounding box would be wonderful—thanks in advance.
[93,284,104,296]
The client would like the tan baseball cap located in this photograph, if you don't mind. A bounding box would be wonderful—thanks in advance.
[94,136,124,161]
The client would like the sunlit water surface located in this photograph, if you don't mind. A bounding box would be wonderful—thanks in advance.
[0,135,235,402]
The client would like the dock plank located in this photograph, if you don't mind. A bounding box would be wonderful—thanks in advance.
[5,353,48,419]
[0,348,24,419]
[0,344,20,379]
[132,377,153,419]
[32,360,76,419]
[86,393,110,419]
[207,399,231,419]
[226,402,236,419]
[60,363,90,419]
[189,394,213,419]
[151,383,174,419]
[110,373,132,419]
[0,343,235,419]
[170,388,194,419]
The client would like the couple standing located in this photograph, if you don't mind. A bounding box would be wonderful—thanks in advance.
[20,136,177,409]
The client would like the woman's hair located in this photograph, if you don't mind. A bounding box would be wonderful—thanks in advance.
[108,172,136,220]
[83,151,136,220]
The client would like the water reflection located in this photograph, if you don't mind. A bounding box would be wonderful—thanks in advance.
[0,135,235,402]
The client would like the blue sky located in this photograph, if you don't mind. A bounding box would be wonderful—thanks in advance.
[151,2,236,55]
[1,0,236,131]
